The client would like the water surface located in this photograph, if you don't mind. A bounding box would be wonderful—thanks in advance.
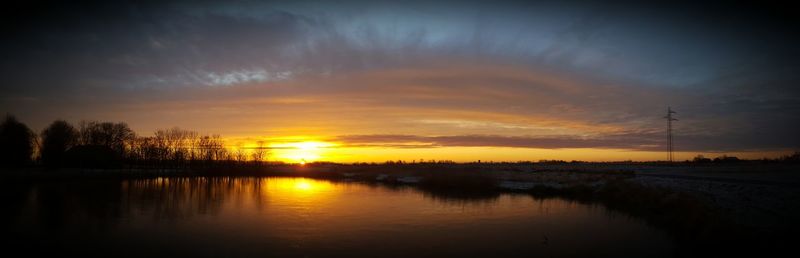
[3,177,672,257]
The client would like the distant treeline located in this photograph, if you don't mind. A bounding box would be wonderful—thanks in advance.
[0,115,268,169]
[535,153,800,164]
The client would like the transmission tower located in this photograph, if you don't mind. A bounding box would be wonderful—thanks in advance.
[664,107,678,162]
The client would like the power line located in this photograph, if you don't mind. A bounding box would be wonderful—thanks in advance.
[664,107,678,162]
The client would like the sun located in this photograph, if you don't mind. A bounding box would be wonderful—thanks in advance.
[270,140,336,163]
[296,141,327,150]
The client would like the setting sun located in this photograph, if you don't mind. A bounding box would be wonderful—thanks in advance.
[269,141,336,163]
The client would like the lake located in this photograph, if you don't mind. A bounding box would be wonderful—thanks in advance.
[2,177,673,257]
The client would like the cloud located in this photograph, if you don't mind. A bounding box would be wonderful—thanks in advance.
[7,0,794,93]
[5,57,798,152]
[333,134,662,150]
[333,131,797,152]
[1,0,798,154]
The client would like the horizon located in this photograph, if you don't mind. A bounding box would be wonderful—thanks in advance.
[3,116,795,163]
[2,0,799,163]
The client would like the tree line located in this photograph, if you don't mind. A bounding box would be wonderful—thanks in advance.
[0,114,269,169]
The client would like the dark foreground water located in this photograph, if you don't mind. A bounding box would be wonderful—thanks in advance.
[2,177,673,257]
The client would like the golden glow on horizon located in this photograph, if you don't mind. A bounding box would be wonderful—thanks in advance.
[270,141,336,163]
[225,137,790,163]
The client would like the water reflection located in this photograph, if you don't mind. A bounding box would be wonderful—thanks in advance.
[2,177,672,257]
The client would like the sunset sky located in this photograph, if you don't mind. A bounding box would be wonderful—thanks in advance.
[2,0,798,162]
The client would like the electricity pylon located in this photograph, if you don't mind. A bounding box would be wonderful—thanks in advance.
[664,107,678,162]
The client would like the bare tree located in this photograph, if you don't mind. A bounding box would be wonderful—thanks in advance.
[196,135,226,164]
[234,147,248,163]
[154,127,197,166]
[251,141,268,166]
[79,120,135,155]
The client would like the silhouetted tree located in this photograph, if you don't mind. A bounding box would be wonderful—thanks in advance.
[196,135,226,165]
[154,127,197,166]
[0,115,35,167]
[692,155,712,163]
[251,141,268,165]
[78,121,134,155]
[234,147,248,163]
[713,155,740,163]
[128,136,157,167]
[67,121,134,168]
[40,120,79,168]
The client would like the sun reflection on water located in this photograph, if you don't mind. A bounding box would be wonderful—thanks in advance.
[294,181,312,191]
[263,178,336,203]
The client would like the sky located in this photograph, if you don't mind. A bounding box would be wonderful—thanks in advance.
[1,0,799,162]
